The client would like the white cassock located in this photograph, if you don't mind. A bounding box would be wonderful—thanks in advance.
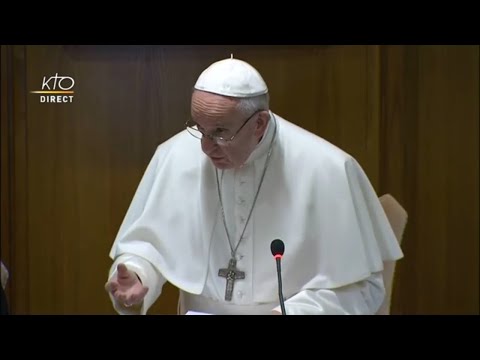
[107,111,404,315]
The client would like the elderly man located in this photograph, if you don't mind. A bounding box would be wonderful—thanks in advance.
[1,261,9,315]
[105,57,403,315]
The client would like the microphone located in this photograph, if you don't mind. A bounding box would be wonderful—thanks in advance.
[270,239,286,315]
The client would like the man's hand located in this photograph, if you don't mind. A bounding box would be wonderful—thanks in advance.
[105,263,149,308]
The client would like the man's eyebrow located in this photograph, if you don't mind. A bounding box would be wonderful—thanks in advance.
[203,122,230,129]
[193,117,232,129]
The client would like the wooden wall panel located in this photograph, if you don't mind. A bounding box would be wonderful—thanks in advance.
[1,45,30,314]
[382,45,479,314]
[3,45,477,315]
[415,45,479,314]
[1,45,12,305]
[380,45,420,314]
[3,45,380,314]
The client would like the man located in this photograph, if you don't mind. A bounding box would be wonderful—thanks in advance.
[105,57,403,315]
[0,286,8,315]
[1,261,9,315]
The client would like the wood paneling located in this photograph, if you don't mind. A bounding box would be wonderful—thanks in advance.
[415,45,478,314]
[382,45,479,314]
[1,45,30,314]
[1,45,12,305]
[2,45,478,315]
[380,45,420,314]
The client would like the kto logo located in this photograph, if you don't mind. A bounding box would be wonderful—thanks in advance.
[30,73,75,103]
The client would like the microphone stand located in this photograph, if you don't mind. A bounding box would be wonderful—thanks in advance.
[275,256,286,315]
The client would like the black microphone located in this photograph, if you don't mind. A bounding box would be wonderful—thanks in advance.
[270,239,286,315]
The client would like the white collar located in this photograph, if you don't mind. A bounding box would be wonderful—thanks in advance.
[241,111,277,167]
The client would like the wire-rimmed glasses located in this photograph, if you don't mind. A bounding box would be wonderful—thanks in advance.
[185,110,263,146]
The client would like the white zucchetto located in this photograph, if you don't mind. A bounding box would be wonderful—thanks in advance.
[194,57,268,98]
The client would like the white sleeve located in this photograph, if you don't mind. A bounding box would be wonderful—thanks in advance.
[272,272,385,315]
[108,254,167,315]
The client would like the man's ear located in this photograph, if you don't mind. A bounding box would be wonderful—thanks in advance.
[255,110,270,137]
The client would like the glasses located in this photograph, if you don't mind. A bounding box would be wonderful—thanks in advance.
[185,110,263,146]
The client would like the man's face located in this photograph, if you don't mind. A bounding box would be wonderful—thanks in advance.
[190,90,267,170]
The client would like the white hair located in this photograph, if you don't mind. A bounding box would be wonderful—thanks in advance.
[235,93,270,118]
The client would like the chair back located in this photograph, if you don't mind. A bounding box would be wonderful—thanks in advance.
[376,194,408,315]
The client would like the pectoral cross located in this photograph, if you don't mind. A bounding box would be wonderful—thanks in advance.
[218,258,245,301]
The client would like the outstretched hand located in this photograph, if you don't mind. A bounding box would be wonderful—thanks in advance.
[105,263,149,308]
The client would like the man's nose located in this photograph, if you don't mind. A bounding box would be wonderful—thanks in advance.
[201,135,218,152]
